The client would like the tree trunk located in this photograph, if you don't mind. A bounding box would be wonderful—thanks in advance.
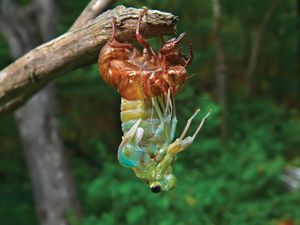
[245,27,262,95]
[297,0,300,101]
[244,0,281,95]
[0,1,80,225]
[212,0,227,142]
[15,83,80,225]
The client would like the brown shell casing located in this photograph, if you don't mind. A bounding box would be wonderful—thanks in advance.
[98,8,193,101]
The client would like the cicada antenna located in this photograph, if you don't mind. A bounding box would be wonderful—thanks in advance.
[186,73,198,80]
[191,108,212,140]
[187,44,193,65]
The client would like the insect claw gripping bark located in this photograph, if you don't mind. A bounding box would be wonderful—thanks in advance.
[98,8,211,192]
[136,7,155,57]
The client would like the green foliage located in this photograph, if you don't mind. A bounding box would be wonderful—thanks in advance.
[0,116,38,225]
[0,35,11,68]
[70,93,300,225]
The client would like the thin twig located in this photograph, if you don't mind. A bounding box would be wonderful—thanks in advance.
[70,0,115,31]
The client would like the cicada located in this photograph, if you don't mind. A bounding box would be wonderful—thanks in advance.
[98,8,211,193]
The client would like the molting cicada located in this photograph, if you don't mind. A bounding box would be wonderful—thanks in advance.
[98,8,211,193]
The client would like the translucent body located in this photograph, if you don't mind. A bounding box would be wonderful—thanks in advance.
[119,97,176,191]
[118,95,211,192]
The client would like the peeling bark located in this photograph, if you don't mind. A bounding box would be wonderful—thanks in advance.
[69,0,115,31]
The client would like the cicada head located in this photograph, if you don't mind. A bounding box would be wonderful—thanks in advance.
[165,65,188,94]
[133,160,177,193]
[148,174,177,193]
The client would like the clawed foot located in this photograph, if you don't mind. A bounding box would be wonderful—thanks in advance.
[167,108,212,155]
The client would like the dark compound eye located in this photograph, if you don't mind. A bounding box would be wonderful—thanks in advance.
[168,70,176,77]
[150,185,161,193]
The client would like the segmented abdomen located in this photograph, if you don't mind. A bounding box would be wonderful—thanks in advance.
[120,98,166,147]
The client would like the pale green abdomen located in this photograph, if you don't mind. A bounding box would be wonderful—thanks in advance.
[120,98,165,146]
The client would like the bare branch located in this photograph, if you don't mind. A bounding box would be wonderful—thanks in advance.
[0,6,178,118]
[70,0,115,31]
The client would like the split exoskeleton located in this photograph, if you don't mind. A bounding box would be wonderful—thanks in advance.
[98,8,211,193]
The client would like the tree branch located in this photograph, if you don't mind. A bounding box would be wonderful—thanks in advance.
[70,0,115,31]
[0,6,178,118]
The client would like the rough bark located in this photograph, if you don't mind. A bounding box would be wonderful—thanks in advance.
[1,0,81,225]
[244,0,281,95]
[0,6,177,118]
[212,0,227,141]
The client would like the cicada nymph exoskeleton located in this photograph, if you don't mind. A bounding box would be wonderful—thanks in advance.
[98,8,211,193]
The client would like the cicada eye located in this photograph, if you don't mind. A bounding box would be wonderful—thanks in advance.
[168,69,176,76]
[168,70,178,80]
[150,184,161,193]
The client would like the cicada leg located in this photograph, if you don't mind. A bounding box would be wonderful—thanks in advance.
[150,92,177,163]
[179,108,201,140]
[169,94,178,142]
[178,45,194,75]
[108,17,133,49]
[186,45,193,65]
[151,90,176,144]
[168,109,212,155]
[159,32,186,55]
[160,90,178,143]
[136,7,155,57]
[155,109,211,177]
[161,89,179,142]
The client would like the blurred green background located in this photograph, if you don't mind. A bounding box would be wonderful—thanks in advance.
[0,0,300,224]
